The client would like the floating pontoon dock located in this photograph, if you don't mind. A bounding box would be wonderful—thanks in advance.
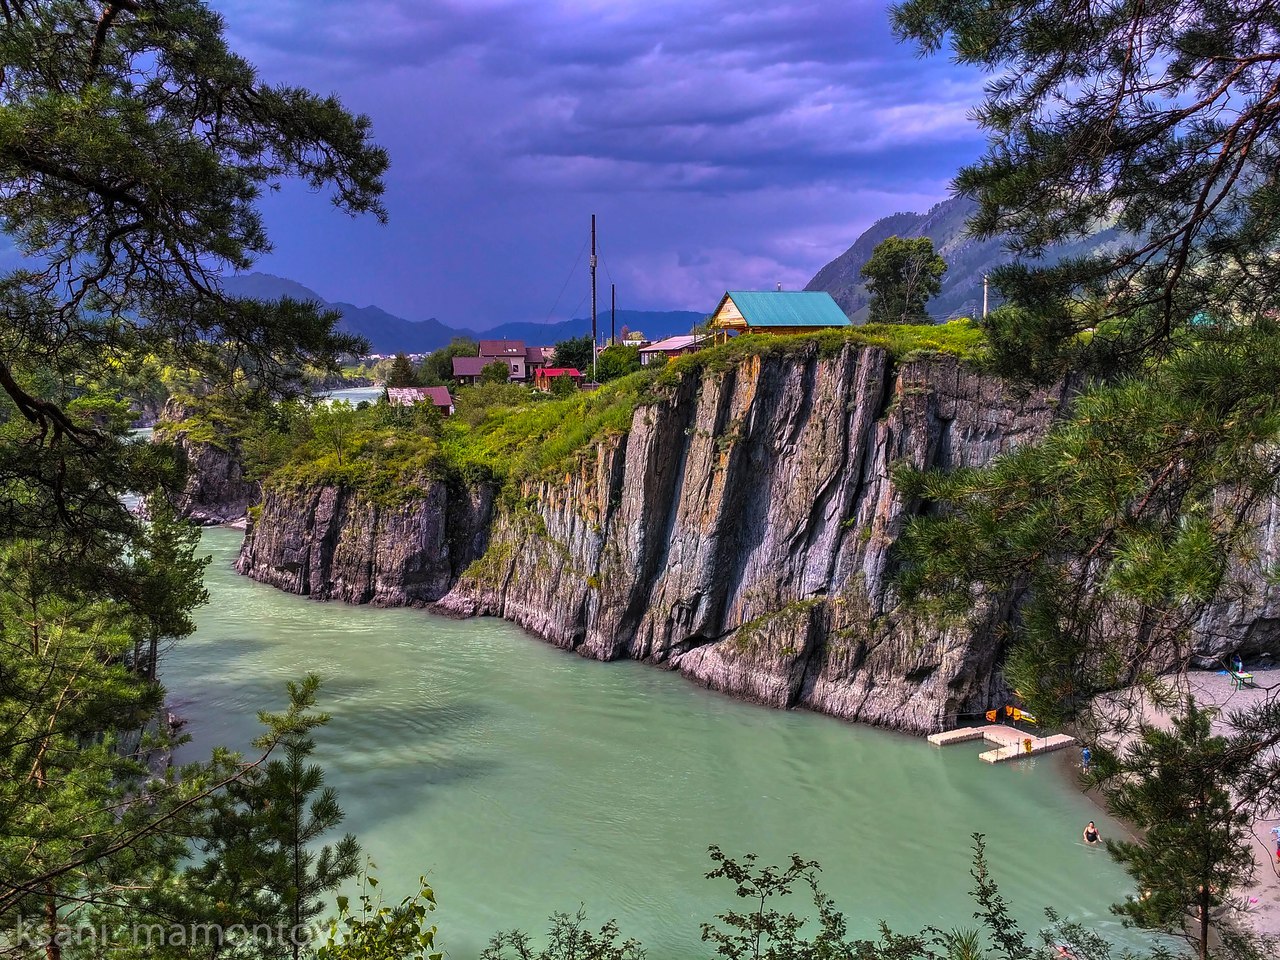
[927,724,1076,764]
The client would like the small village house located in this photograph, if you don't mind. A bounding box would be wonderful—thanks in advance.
[638,334,707,365]
[478,339,526,379]
[386,386,455,416]
[708,290,851,341]
[453,341,554,383]
[533,367,583,392]
[451,355,488,385]
[524,345,553,374]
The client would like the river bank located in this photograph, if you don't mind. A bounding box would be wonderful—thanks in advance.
[1078,667,1280,943]
[169,525,1140,959]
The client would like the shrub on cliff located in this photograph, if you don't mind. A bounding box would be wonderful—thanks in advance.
[246,323,989,504]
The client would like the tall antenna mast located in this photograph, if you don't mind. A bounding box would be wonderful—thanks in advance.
[590,214,598,382]
[611,283,616,345]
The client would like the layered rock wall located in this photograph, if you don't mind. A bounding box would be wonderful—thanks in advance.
[226,341,1280,731]
[237,480,494,606]
[171,433,261,525]
[434,344,1068,732]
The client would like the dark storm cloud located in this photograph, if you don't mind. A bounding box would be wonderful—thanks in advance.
[214,0,986,325]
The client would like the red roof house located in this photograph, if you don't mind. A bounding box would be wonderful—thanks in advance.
[533,367,583,392]
[386,386,454,415]
[451,355,490,384]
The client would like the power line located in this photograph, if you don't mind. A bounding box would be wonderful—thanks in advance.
[598,247,615,287]
[566,288,590,323]
[544,236,589,323]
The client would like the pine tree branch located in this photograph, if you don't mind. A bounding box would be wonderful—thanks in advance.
[87,2,141,78]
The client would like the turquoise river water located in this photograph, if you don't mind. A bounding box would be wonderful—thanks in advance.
[164,527,1137,958]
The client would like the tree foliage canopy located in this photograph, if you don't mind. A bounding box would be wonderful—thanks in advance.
[594,343,640,382]
[0,2,388,954]
[896,320,1280,723]
[891,0,1280,380]
[386,353,421,388]
[1095,699,1258,960]
[419,338,478,386]
[552,335,594,374]
[0,0,387,541]
[860,236,947,324]
[886,4,1280,940]
[480,359,512,385]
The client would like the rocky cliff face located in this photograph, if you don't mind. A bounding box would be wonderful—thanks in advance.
[433,344,1069,733]
[171,433,261,525]
[228,341,1280,732]
[1193,495,1280,664]
[237,481,494,606]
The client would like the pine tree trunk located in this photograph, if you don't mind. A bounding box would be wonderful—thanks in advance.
[1198,889,1209,960]
[292,771,303,960]
[45,885,60,960]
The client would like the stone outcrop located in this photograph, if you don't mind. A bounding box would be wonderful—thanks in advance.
[1193,495,1280,664]
[236,480,494,606]
[170,433,261,525]
[225,339,1280,732]
[434,345,1067,733]
[151,398,259,525]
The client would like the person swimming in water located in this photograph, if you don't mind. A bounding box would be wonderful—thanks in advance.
[1083,821,1101,845]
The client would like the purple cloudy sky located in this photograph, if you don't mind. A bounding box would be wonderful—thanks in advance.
[215,0,987,327]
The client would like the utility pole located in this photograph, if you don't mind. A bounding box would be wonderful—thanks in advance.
[611,283,616,345]
[982,273,989,319]
[590,214,598,382]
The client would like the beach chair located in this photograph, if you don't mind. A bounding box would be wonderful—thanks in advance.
[1230,670,1255,690]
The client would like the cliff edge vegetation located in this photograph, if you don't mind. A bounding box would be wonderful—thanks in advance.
[213,319,985,502]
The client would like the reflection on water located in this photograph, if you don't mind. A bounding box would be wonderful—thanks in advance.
[166,528,1137,959]
[323,385,383,405]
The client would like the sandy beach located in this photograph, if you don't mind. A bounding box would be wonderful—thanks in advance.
[1079,664,1280,943]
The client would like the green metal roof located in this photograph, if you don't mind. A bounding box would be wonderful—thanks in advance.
[722,290,851,328]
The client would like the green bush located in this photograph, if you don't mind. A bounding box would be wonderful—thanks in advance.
[234,324,987,504]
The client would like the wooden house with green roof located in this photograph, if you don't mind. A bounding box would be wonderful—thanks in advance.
[708,290,852,341]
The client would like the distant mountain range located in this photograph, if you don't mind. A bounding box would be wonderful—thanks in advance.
[805,194,1125,322]
[220,273,706,354]
[225,197,1123,351]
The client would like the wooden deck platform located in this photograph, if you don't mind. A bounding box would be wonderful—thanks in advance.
[927,724,1076,764]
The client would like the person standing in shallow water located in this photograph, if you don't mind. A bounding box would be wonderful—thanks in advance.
[1083,821,1101,845]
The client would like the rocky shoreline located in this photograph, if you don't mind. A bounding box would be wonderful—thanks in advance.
[234,343,1072,734]
[194,342,1280,736]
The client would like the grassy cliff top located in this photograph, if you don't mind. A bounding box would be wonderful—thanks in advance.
[198,322,985,503]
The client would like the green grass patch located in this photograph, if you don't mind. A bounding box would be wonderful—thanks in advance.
[202,323,986,504]
[440,375,651,483]
[649,319,985,388]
